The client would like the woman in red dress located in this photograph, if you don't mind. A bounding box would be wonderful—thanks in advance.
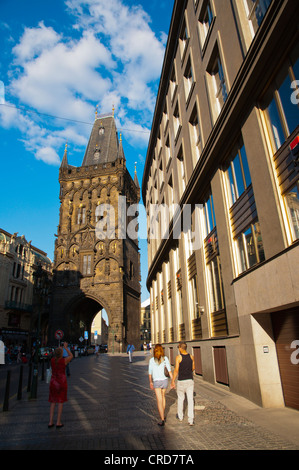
[48,343,73,428]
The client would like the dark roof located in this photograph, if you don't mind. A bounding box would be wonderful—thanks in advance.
[82,114,123,166]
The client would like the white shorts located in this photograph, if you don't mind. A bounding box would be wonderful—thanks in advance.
[153,379,168,389]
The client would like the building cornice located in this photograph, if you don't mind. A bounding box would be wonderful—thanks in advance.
[141,0,187,202]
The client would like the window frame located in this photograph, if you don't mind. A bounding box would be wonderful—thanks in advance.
[262,50,299,154]
[206,43,228,121]
[225,143,252,206]
[198,0,216,53]
[235,220,265,274]
[189,103,203,166]
[244,0,273,36]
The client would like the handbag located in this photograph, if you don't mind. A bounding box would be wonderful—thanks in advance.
[164,359,170,378]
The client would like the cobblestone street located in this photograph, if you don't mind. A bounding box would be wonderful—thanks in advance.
[0,352,298,453]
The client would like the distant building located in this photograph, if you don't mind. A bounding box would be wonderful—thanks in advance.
[142,0,299,409]
[91,311,108,345]
[140,298,151,344]
[0,229,52,346]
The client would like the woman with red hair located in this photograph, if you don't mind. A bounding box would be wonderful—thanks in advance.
[148,343,173,426]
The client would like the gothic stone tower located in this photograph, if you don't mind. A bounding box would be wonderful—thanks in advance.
[49,113,141,352]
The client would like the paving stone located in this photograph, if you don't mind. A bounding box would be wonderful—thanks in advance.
[0,352,298,451]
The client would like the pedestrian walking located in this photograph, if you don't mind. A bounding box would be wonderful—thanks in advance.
[4,344,12,364]
[171,342,195,426]
[126,342,135,363]
[48,342,73,428]
[149,343,173,426]
[0,340,4,365]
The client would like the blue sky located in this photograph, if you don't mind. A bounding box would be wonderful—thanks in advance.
[0,0,174,302]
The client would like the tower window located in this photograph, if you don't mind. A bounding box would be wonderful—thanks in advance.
[82,255,92,275]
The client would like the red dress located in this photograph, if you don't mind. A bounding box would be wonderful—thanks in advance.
[48,357,68,403]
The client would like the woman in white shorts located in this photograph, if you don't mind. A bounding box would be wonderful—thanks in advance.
[149,344,173,426]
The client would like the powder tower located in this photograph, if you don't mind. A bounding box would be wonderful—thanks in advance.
[49,112,141,351]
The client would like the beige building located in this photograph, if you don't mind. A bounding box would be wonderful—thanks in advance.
[91,311,108,345]
[0,229,52,346]
[142,0,299,409]
[140,298,151,345]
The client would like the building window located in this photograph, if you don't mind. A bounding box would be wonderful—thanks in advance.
[261,45,299,242]
[77,206,86,225]
[189,104,203,166]
[168,174,175,220]
[226,143,251,206]
[244,0,272,35]
[159,160,164,192]
[129,261,134,279]
[198,0,215,49]
[177,146,186,197]
[165,135,171,169]
[207,45,228,120]
[179,16,189,62]
[184,56,195,105]
[207,256,225,312]
[173,101,181,142]
[163,101,169,133]
[190,274,200,319]
[202,192,226,320]
[203,193,216,236]
[285,182,299,241]
[235,221,265,272]
[82,254,92,275]
[169,66,177,103]
[262,47,299,153]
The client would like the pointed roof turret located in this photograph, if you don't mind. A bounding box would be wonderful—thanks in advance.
[61,142,68,168]
[134,162,140,188]
[118,132,125,160]
[82,111,122,166]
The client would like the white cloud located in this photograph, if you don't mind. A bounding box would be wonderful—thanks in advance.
[10,29,113,121]
[66,0,165,112]
[12,21,61,63]
[35,146,60,165]
[2,0,166,166]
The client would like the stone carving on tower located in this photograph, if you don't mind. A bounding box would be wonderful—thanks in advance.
[49,111,141,351]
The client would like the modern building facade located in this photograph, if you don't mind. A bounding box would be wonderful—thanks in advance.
[0,229,52,347]
[142,0,299,409]
[49,112,141,352]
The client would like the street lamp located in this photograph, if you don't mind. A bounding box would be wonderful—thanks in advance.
[30,263,50,399]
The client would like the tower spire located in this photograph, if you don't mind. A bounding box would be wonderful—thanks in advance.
[118,132,125,159]
[134,161,140,188]
[61,142,68,168]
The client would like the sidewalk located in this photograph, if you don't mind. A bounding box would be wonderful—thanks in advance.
[0,352,298,451]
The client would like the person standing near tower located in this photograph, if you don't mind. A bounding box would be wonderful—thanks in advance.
[126,342,135,363]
